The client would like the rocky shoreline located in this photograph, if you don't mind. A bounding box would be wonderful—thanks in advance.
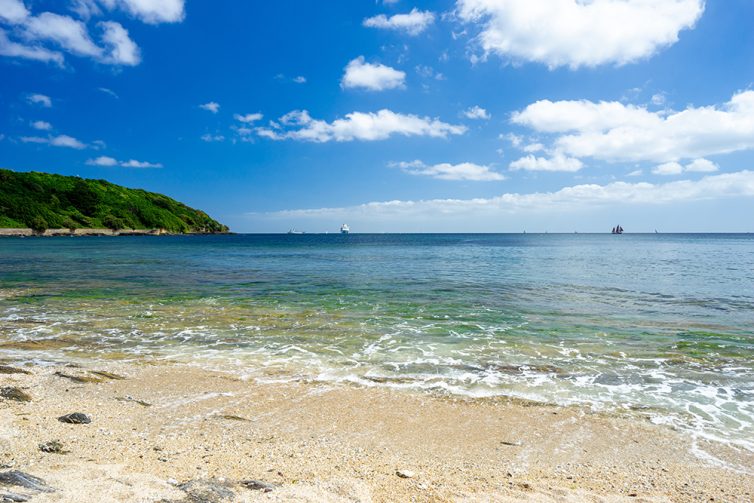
[0,361,752,502]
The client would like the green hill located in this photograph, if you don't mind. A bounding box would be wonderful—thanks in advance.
[0,169,229,234]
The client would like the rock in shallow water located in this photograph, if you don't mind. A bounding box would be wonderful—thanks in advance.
[58,413,91,424]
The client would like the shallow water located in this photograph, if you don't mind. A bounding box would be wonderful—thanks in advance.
[1,233,753,450]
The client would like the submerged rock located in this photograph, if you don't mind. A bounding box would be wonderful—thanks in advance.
[0,366,30,375]
[0,387,31,402]
[58,413,91,424]
[0,471,54,493]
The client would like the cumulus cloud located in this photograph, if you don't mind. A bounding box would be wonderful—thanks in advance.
[87,155,162,167]
[0,29,64,65]
[463,105,490,120]
[363,8,435,35]
[1,8,140,66]
[511,91,754,165]
[509,154,584,172]
[31,120,52,130]
[0,0,29,23]
[255,109,466,143]
[253,171,754,228]
[456,0,704,69]
[200,101,220,113]
[341,56,406,91]
[234,113,263,123]
[653,158,718,176]
[99,0,185,24]
[391,160,505,181]
[22,134,86,149]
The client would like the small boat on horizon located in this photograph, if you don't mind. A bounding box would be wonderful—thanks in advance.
[340,224,350,234]
[611,225,624,234]
[287,229,305,235]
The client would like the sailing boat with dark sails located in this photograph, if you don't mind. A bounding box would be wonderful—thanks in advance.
[611,225,624,234]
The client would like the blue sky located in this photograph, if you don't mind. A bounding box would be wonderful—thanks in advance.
[2,0,754,232]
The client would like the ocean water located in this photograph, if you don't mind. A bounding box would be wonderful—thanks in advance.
[1,234,753,451]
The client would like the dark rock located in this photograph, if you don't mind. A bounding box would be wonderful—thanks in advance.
[176,479,234,502]
[219,415,249,422]
[0,366,30,375]
[0,471,54,493]
[39,441,66,454]
[240,479,277,493]
[0,387,31,402]
[58,413,91,424]
[500,440,523,446]
[0,490,30,502]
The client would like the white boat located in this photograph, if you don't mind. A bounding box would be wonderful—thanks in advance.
[287,229,304,235]
[340,224,350,234]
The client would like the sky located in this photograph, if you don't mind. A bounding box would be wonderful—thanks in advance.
[1,0,754,233]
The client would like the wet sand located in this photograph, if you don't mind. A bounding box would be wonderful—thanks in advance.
[1,361,752,502]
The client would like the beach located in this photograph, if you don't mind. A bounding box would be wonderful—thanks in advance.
[1,234,753,501]
[2,361,752,502]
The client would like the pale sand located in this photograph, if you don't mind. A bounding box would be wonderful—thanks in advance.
[1,362,752,502]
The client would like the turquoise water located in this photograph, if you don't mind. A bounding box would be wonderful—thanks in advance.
[1,234,753,450]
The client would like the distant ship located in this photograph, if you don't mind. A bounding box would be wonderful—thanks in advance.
[287,229,304,235]
[611,225,624,234]
[340,224,350,234]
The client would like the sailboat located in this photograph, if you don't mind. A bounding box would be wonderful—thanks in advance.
[611,225,624,234]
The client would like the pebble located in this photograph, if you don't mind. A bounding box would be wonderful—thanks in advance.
[38,441,65,454]
[396,470,415,479]
[58,413,91,424]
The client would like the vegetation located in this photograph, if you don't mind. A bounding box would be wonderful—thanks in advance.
[0,169,228,233]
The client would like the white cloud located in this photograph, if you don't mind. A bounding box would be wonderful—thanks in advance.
[456,0,704,69]
[522,143,544,153]
[511,91,754,165]
[120,158,162,168]
[11,12,140,66]
[391,160,505,181]
[0,0,29,23]
[341,56,406,91]
[234,113,263,123]
[86,155,118,166]
[653,158,719,176]
[200,133,225,142]
[0,29,64,65]
[100,0,185,24]
[98,87,119,98]
[22,134,86,149]
[509,154,583,172]
[293,75,306,84]
[23,12,102,57]
[31,120,52,130]
[51,134,86,148]
[250,171,754,231]
[627,169,643,177]
[255,109,466,143]
[651,93,667,106]
[363,8,435,36]
[685,158,718,173]
[653,161,683,176]
[99,21,140,65]
[199,101,220,113]
[463,105,490,120]
[86,155,161,167]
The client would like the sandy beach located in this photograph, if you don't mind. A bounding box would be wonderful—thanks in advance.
[1,361,752,502]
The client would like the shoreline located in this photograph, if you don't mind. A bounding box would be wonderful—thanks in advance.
[0,228,230,237]
[1,360,752,502]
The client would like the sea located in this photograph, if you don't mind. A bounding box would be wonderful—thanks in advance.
[1,233,753,454]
